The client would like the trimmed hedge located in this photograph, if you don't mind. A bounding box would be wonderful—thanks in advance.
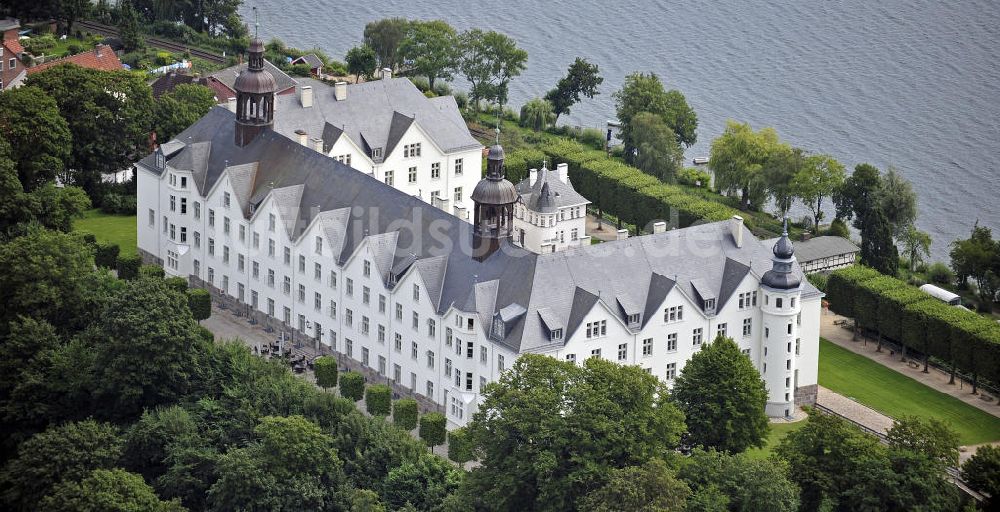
[314,356,338,389]
[94,241,120,269]
[365,384,392,416]
[393,398,419,431]
[828,266,1000,386]
[116,254,143,280]
[340,372,365,402]
[447,427,473,465]
[186,288,211,322]
[164,276,188,293]
[537,138,742,232]
[419,412,447,451]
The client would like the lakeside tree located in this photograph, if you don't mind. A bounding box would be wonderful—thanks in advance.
[0,86,72,191]
[364,18,410,71]
[900,225,932,273]
[345,44,377,83]
[519,98,555,131]
[459,29,528,111]
[153,84,218,141]
[879,167,918,238]
[614,72,697,158]
[670,335,769,453]
[579,458,691,512]
[399,20,461,90]
[950,222,999,303]
[27,65,154,196]
[834,163,899,275]
[762,146,805,218]
[631,111,683,182]
[545,57,603,123]
[791,153,845,229]
[462,354,685,511]
[709,120,784,210]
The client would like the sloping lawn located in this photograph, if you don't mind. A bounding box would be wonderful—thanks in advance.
[819,338,1000,445]
[745,420,807,460]
[73,209,137,258]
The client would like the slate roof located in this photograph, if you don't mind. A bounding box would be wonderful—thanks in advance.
[26,45,122,75]
[761,235,859,264]
[207,59,297,94]
[150,72,194,99]
[272,77,481,158]
[0,18,19,33]
[292,53,323,69]
[141,107,818,354]
[515,166,590,213]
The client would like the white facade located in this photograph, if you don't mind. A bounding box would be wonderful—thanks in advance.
[513,164,591,253]
[138,157,821,427]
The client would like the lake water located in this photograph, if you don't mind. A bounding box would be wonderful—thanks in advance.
[243,0,1000,261]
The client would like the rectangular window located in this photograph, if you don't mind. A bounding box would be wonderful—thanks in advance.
[445,358,453,377]
[717,323,727,338]
[346,278,353,297]
[345,338,353,357]
[667,333,678,351]
[412,312,419,330]
[223,192,231,208]
[362,347,369,366]
[194,232,201,248]
[566,353,576,364]
[465,372,473,391]
[362,316,369,335]
[743,317,752,337]
[427,319,436,338]
[664,305,684,322]
[208,238,215,255]
[585,320,607,338]
[379,294,386,313]
[445,327,453,347]
[268,213,276,232]
[222,246,229,264]
[253,232,259,249]
[426,381,434,398]
[384,170,394,186]
[394,333,402,352]
[480,345,488,364]
[466,341,474,359]
[454,187,463,203]
[283,276,291,295]
[693,328,703,345]
[194,202,201,219]
[208,209,214,227]
[455,158,463,175]
[590,348,602,359]
[267,298,274,316]
[237,254,244,272]
[268,239,275,257]
[268,269,275,287]
[408,166,417,183]
[223,217,230,235]
[298,284,305,303]
[378,324,385,343]
[148,209,155,226]
[498,354,505,372]
[315,236,323,255]
[314,292,322,311]
[666,363,677,380]
[396,303,403,321]
[252,261,260,279]
[427,350,435,369]
[363,260,371,277]
[298,255,305,273]
[642,338,653,356]
[345,308,353,327]
[776,297,783,309]
[283,247,291,265]
[431,162,440,179]
[618,343,627,361]
[329,300,336,319]
[362,286,370,305]
[413,283,420,302]
[314,262,322,281]
[329,270,337,288]
[170,195,176,212]
[795,338,801,355]
[238,224,245,242]
[411,341,418,360]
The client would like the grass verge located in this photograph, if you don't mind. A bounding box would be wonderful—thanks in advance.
[819,338,1000,445]
[73,209,137,258]
[744,421,807,460]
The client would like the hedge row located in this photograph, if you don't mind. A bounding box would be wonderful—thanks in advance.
[531,139,742,231]
[827,266,1000,386]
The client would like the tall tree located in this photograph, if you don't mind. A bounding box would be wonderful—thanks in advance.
[60,0,91,35]
[885,416,960,468]
[519,98,555,132]
[708,120,784,210]
[879,167,918,238]
[899,225,932,272]
[463,354,685,511]
[153,83,218,141]
[835,163,899,275]
[345,44,377,83]
[363,18,410,72]
[399,20,461,90]
[0,86,72,190]
[791,153,845,229]
[459,29,527,110]
[579,458,691,512]
[678,449,800,512]
[41,468,185,512]
[860,207,899,276]
[0,139,88,238]
[670,335,769,453]
[27,65,154,195]
[950,223,999,302]
[545,57,603,123]
[962,445,1000,510]
[630,111,683,182]
[117,0,143,52]
[763,146,805,218]
[614,72,697,156]
[382,454,462,511]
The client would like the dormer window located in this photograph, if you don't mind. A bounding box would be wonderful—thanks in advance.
[550,328,563,340]
[492,316,504,340]
[155,150,165,170]
[704,298,717,315]
[372,147,382,159]
[627,313,640,325]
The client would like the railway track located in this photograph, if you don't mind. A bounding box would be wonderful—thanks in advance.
[76,20,227,64]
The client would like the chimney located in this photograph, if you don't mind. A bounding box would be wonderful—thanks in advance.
[300,85,313,108]
[730,215,744,248]
[312,137,324,153]
[556,163,569,184]
[295,129,308,146]
[381,67,392,80]
[801,231,812,242]
[453,205,467,220]
[529,168,538,186]
[95,44,103,58]
[653,221,667,234]
[334,81,347,101]
[617,229,629,241]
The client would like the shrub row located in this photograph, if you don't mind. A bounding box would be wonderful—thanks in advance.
[535,139,742,231]
[826,266,1000,386]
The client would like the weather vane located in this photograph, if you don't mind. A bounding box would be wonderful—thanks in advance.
[253,6,259,39]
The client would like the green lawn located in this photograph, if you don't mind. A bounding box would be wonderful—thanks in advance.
[745,421,807,460]
[73,209,137,258]
[819,338,1000,445]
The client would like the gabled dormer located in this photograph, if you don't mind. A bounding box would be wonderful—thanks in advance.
[690,278,718,316]
[491,304,526,341]
[616,295,643,331]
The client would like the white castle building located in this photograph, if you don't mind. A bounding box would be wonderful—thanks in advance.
[135,37,821,425]
[512,163,591,252]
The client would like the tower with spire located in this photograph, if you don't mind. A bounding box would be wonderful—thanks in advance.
[470,138,518,261]
[234,10,277,147]
[760,219,803,418]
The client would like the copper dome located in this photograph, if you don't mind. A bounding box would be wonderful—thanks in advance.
[234,65,277,95]
[471,177,519,205]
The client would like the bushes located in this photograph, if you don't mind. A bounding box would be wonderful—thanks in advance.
[678,167,711,188]
[138,264,165,280]
[116,254,142,280]
[926,262,955,285]
[393,399,418,431]
[365,385,392,416]
[164,276,188,293]
[186,288,211,322]
[419,412,446,452]
[314,356,338,389]
[828,265,1000,385]
[340,372,365,402]
[447,427,473,465]
[95,242,120,269]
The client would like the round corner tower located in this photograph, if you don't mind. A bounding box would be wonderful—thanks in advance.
[759,220,803,418]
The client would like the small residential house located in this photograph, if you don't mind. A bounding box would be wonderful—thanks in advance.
[290,53,323,76]
[1,18,25,90]
[513,163,591,252]
[762,235,859,274]
[25,44,123,76]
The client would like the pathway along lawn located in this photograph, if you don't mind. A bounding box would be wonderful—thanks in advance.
[819,338,1000,445]
[73,209,138,258]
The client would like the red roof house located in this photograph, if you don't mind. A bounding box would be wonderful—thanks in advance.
[26,44,123,76]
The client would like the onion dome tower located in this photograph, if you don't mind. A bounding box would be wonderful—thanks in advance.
[471,140,519,261]
[234,15,276,147]
[760,218,803,418]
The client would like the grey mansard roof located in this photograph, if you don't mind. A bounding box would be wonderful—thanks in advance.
[272,78,482,157]
[515,166,590,213]
[139,107,817,354]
